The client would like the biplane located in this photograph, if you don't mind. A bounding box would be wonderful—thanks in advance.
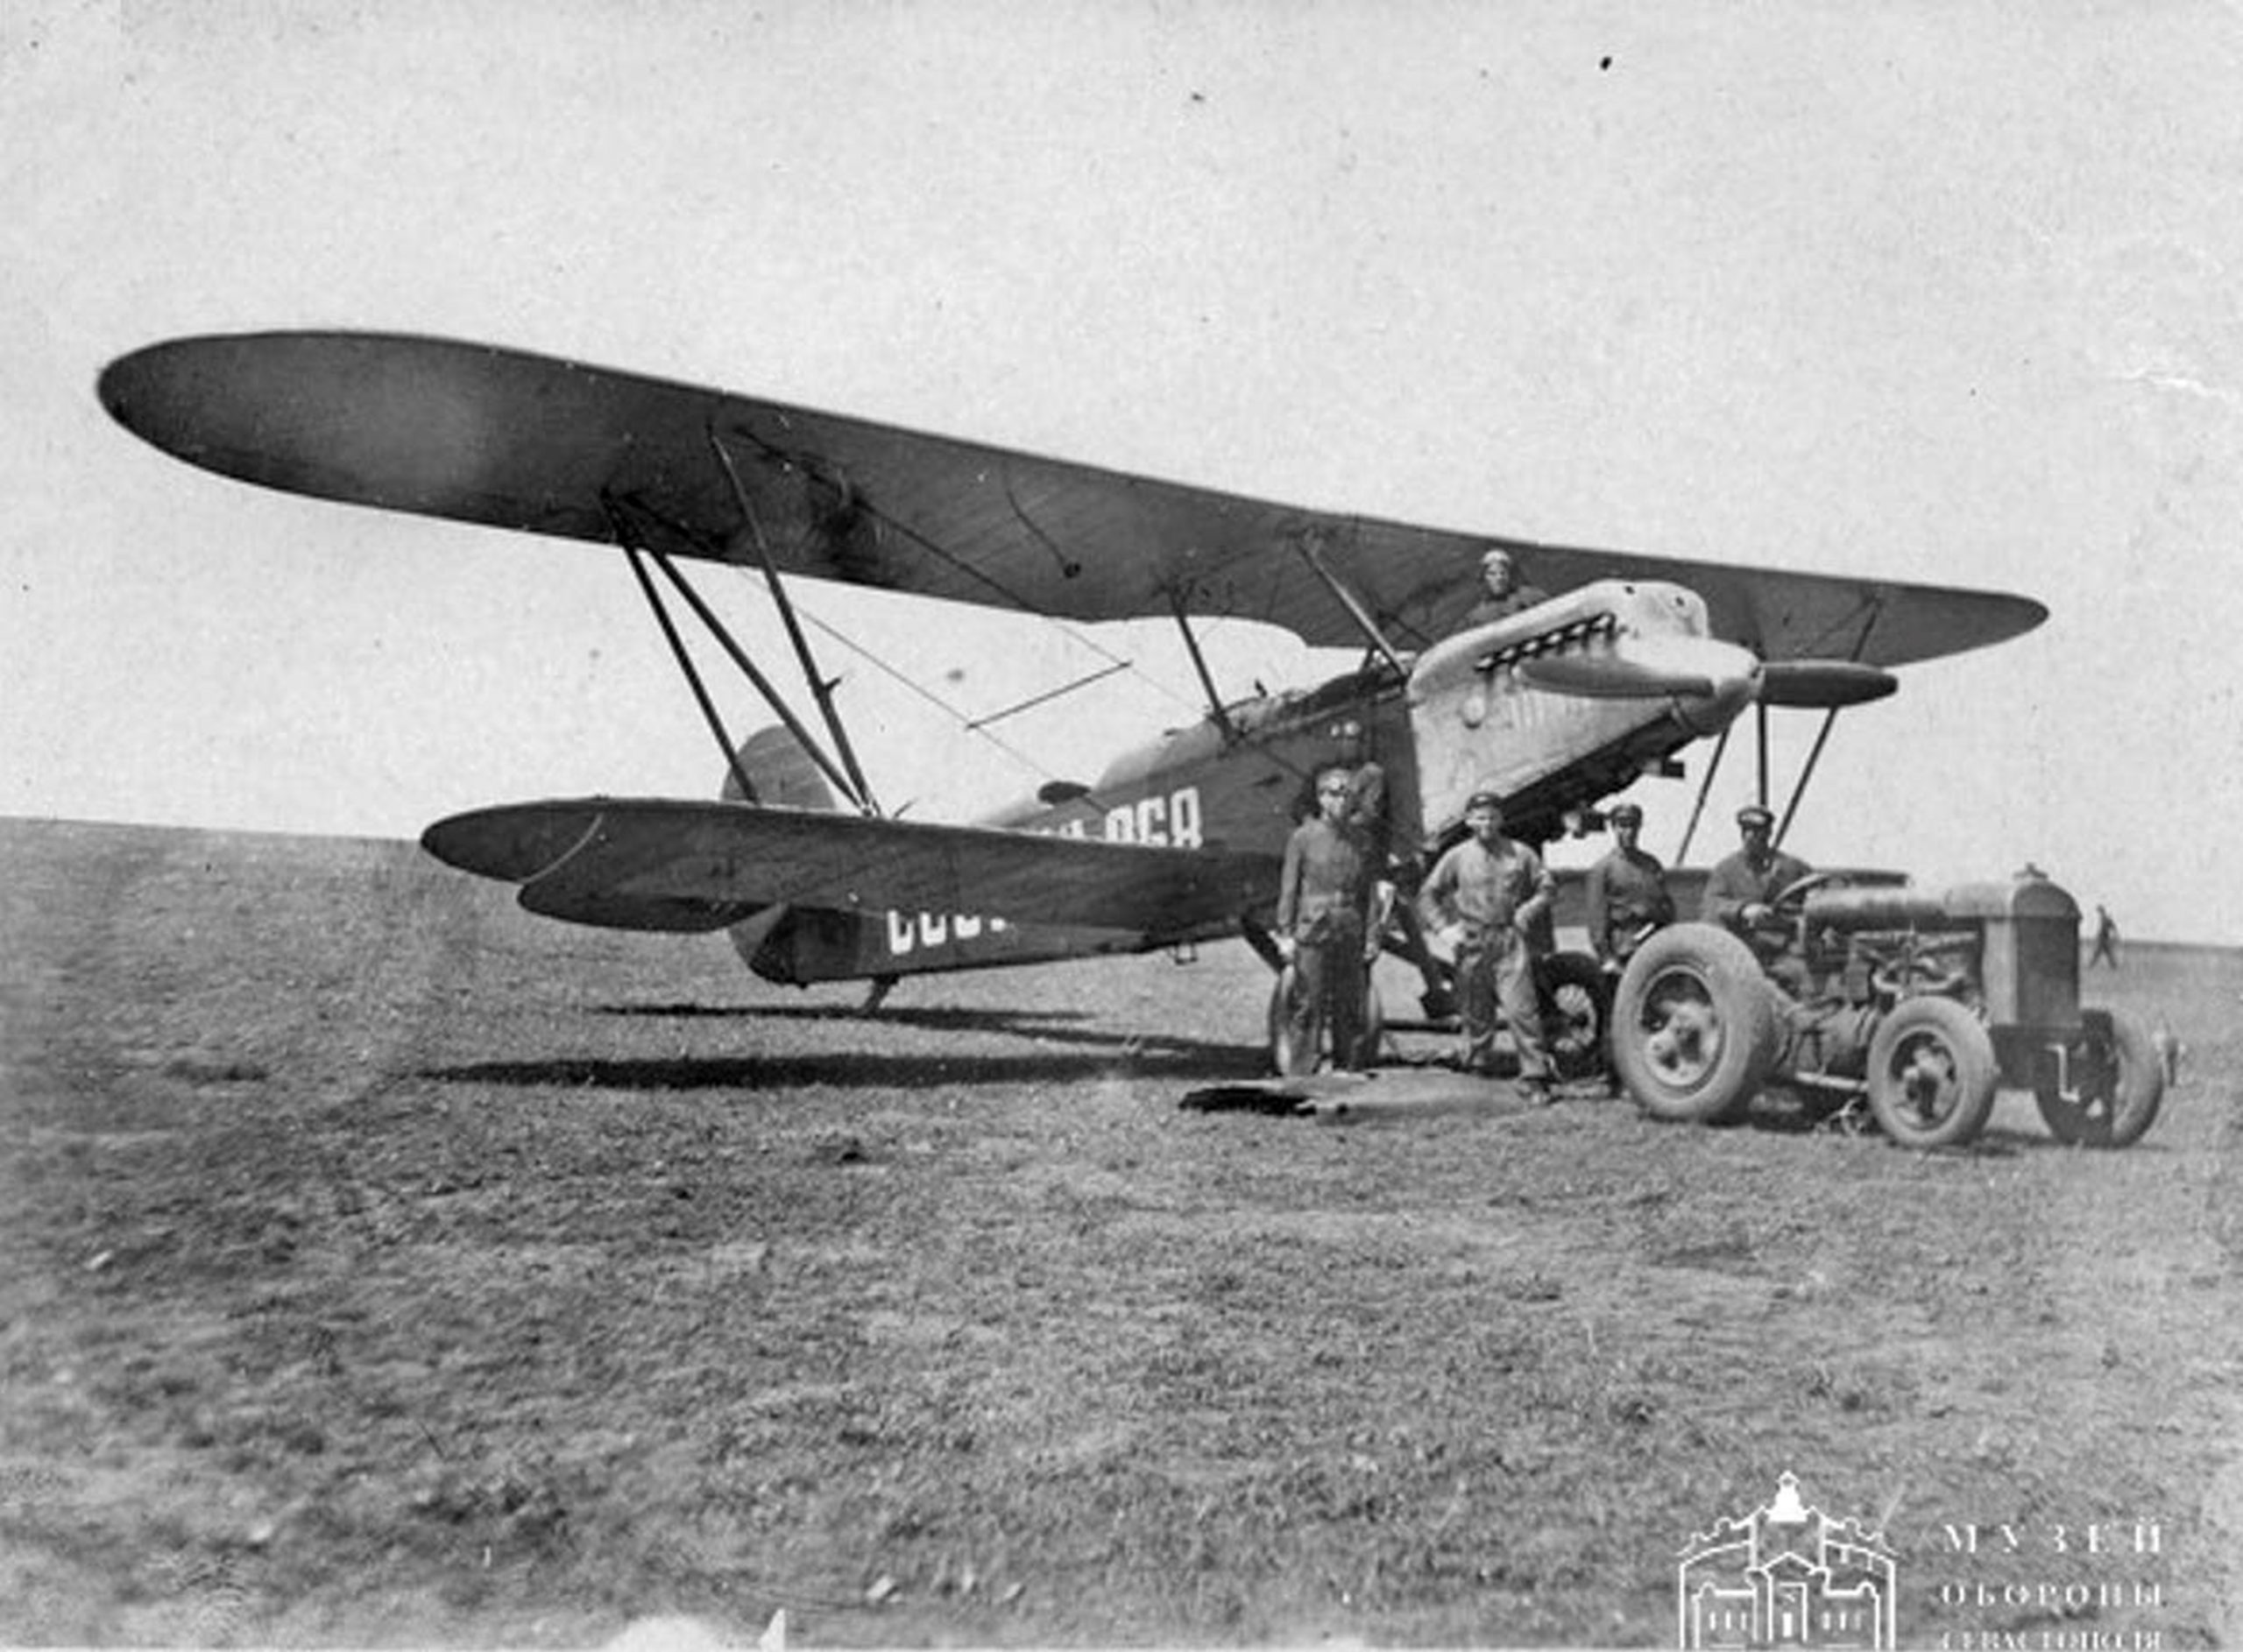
[97,331,2046,1063]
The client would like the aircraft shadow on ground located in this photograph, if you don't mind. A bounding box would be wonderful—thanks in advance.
[594,1001,1100,1033]
[422,1035,1263,1096]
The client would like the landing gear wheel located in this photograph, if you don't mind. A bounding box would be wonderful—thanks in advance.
[1864,996,1997,1148]
[2034,1007,2163,1148]
[1610,923,1778,1124]
[1537,950,1608,1083]
[1266,964,1383,1077]
[1268,965,1310,1077]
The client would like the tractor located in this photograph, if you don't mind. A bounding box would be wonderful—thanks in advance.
[1606,869,2165,1148]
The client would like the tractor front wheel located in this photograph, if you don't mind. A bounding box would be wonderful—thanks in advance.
[2034,1007,2164,1148]
[1865,996,1997,1149]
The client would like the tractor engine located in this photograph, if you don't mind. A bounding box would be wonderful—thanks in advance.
[1790,875,2082,1087]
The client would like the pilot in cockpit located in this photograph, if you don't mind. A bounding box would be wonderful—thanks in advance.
[1464,547,1551,628]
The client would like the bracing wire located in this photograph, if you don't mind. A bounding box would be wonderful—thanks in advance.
[788,604,1064,781]
[716,562,1238,787]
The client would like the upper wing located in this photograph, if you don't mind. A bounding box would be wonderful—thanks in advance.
[422,796,1277,935]
[99,329,2045,665]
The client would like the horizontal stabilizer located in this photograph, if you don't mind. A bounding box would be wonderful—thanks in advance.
[422,798,1277,936]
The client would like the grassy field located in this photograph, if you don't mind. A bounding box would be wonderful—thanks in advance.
[1,816,2237,1647]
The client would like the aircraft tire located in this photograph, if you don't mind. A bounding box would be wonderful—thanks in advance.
[1864,995,1998,1149]
[1537,950,1609,1082]
[2034,1006,2163,1148]
[1267,967,1309,1077]
[1609,923,1776,1125]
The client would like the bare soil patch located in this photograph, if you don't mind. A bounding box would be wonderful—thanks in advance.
[1,817,2236,1645]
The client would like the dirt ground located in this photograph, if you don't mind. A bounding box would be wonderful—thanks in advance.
[1,815,2237,1647]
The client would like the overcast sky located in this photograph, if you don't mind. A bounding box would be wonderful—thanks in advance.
[4,3,2239,942]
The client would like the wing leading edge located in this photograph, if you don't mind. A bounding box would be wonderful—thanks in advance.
[99,328,2047,666]
[422,797,1277,937]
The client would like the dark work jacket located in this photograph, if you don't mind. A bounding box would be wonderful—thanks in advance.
[1276,816,1371,943]
[1702,847,1812,962]
[1464,584,1552,628]
[1588,846,1675,962]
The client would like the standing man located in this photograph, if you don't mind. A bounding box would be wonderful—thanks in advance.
[2091,904,2121,969]
[1332,720,1389,866]
[1702,803,1813,994]
[1273,765,1378,1074]
[1465,547,1552,627]
[1588,801,1674,1096]
[1587,801,1674,978]
[1419,790,1557,1100]
[1332,717,1454,1014]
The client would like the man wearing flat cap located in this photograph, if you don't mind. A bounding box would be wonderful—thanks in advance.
[1274,764,1379,1073]
[1587,801,1674,980]
[1702,803,1813,992]
[1419,789,1556,1098]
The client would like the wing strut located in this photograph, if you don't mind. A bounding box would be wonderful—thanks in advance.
[707,429,881,814]
[1291,529,1410,680]
[1775,710,1840,851]
[602,497,759,804]
[1771,601,1880,851]
[600,493,872,815]
[1168,592,1239,741]
[1755,700,1771,810]
[1673,722,1731,866]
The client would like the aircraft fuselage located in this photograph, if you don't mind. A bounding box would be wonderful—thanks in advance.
[743,579,1758,985]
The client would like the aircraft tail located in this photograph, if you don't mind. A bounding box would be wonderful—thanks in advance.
[719,726,838,810]
[722,728,838,980]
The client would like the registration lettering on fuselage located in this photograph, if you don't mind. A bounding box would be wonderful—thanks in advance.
[882,784,1204,956]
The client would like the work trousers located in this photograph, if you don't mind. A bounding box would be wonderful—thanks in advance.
[1289,931,1369,1073]
[1455,932,1549,1081]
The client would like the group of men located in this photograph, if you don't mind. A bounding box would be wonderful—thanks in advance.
[1272,542,1821,1090]
[1276,775,1563,1093]
[1276,745,1811,1094]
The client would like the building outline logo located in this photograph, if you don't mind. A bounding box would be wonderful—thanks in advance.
[1676,1471,1898,1649]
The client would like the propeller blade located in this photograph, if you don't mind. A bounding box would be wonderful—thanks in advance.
[1758,659,1899,709]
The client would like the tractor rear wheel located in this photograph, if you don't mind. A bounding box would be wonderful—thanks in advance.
[2034,1007,2163,1147]
[1864,996,1997,1148]
[1610,923,1777,1124]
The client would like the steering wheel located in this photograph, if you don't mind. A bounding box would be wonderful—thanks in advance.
[1767,869,1857,927]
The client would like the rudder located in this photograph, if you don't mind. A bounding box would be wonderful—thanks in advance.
[721,727,841,981]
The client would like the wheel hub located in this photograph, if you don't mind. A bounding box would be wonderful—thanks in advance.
[1898,1038,1956,1119]
[1646,998,1719,1085]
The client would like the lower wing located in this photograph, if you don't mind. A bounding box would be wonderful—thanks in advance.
[423,798,1277,936]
